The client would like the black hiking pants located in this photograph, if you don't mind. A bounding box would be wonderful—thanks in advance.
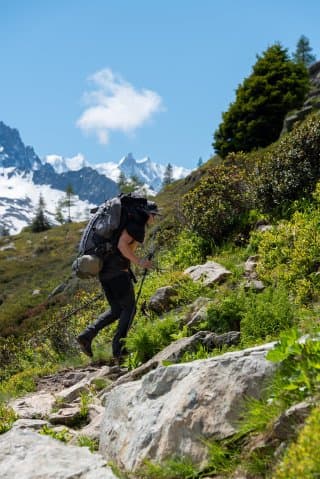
[82,271,136,358]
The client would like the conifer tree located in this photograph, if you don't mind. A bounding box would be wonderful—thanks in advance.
[31,194,51,232]
[197,157,203,168]
[213,43,309,157]
[54,201,65,224]
[60,184,76,223]
[163,163,173,186]
[293,35,316,67]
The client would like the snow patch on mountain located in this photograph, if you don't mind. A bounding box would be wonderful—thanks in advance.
[43,153,89,174]
[0,169,94,235]
[94,153,191,192]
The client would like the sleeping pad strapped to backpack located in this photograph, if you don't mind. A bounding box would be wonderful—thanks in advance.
[72,193,148,279]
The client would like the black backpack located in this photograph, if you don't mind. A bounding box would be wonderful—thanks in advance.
[72,193,148,278]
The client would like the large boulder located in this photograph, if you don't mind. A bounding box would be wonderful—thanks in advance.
[99,342,276,472]
[0,428,117,479]
[184,261,231,286]
[101,331,241,395]
[148,286,177,314]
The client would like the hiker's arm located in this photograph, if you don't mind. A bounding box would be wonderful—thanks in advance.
[118,229,152,269]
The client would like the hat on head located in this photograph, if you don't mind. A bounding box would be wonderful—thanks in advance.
[144,201,161,216]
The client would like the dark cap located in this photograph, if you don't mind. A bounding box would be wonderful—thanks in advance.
[144,201,161,216]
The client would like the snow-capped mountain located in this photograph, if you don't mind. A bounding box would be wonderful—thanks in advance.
[0,168,94,235]
[96,153,189,192]
[45,152,190,193]
[43,153,89,174]
[0,120,191,235]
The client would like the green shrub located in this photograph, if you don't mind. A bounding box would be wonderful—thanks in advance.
[267,328,320,405]
[125,314,180,367]
[273,405,320,479]
[136,457,198,479]
[39,425,72,443]
[251,113,320,214]
[77,435,99,452]
[240,286,296,342]
[182,164,252,243]
[159,229,208,270]
[251,197,320,303]
[0,403,18,434]
[206,289,246,333]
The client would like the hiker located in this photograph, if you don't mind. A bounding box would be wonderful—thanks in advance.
[77,201,160,365]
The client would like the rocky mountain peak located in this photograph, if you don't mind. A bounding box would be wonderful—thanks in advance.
[0,121,41,171]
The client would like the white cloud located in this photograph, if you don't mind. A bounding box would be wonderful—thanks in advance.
[77,68,163,144]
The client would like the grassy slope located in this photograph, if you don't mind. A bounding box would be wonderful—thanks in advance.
[0,222,96,336]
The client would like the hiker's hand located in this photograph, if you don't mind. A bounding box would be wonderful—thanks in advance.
[138,258,153,269]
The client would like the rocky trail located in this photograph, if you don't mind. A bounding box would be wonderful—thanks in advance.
[1,259,305,479]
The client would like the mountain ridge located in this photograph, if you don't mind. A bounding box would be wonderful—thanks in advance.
[0,121,191,234]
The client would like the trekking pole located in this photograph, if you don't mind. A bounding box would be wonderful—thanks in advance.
[135,250,154,307]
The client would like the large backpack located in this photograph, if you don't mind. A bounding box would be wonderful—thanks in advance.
[72,193,148,279]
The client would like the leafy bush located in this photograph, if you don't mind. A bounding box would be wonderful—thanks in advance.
[0,403,17,434]
[206,289,246,333]
[273,405,320,479]
[39,425,72,443]
[136,457,198,479]
[267,328,320,405]
[251,114,320,214]
[240,286,296,342]
[125,314,180,366]
[159,229,208,270]
[182,164,251,243]
[251,196,320,303]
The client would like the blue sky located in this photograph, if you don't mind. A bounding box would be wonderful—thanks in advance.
[1,0,319,170]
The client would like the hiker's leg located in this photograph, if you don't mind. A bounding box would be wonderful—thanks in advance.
[111,274,136,358]
[78,280,120,341]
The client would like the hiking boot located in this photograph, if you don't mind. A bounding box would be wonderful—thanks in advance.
[76,335,93,357]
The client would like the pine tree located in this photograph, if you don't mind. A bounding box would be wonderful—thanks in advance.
[118,172,143,193]
[293,35,316,67]
[60,184,76,223]
[197,157,203,168]
[213,43,309,157]
[54,201,65,224]
[31,194,51,233]
[0,224,10,236]
[163,163,173,186]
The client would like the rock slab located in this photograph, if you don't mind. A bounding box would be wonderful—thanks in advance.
[0,428,117,479]
[99,342,276,472]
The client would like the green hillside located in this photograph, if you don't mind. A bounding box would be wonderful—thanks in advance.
[1,50,320,477]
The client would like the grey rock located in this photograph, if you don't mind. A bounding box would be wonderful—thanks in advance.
[256,224,273,233]
[12,419,49,431]
[272,400,313,441]
[244,279,265,292]
[202,331,240,349]
[55,377,91,403]
[49,405,83,427]
[148,286,177,314]
[184,261,231,286]
[99,342,276,472]
[0,428,117,478]
[10,391,56,419]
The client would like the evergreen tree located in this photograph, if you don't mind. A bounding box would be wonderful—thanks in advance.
[293,35,316,67]
[31,194,51,233]
[163,163,173,186]
[60,184,76,223]
[0,224,10,236]
[118,172,143,193]
[213,43,309,158]
[197,157,203,168]
[54,201,65,224]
